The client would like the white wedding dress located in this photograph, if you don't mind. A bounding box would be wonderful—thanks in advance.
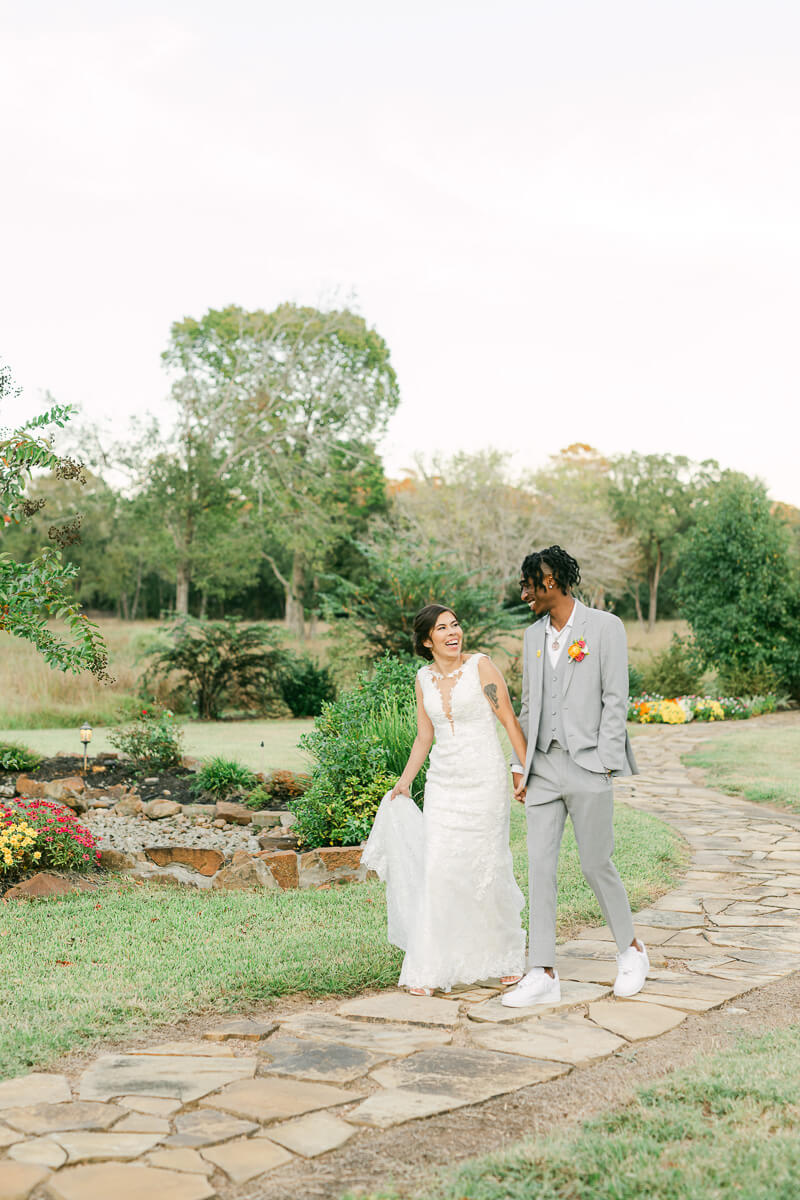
[362,653,525,991]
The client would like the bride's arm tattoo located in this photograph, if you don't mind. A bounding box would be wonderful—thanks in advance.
[483,683,499,710]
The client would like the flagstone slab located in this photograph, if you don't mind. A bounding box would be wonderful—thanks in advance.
[467,981,610,1024]
[199,1078,364,1124]
[344,1088,470,1129]
[588,1000,687,1040]
[0,1124,25,1148]
[118,1096,182,1118]
[202,1020,278,1043]
[337,992,462,1028]
[553,958,618,986]
[278,1012,452,1055]
[370,1046,569,1101]
[78,1054,256,1103]
[654,896,704,914]
[114,1114,171,1133]
[573,925,677,945]
[8,1139,67,1169]
[263,1111,357,1157]
[147,1149,214,1175]
[260,1037,390,1083]
[199,1137,293,1182]
[452,986,502,1002]
[632,992,721,1013]
[44,1163,216,1200]
[468,1012,624,1066]
[625,910,706,929]
[706,930,800,952]
[165,1110,258,1148]
[129,1042,236,1058]
[2,1103,124,1136]
[710,915,797,928]
[51,1132,165,1163]
[0,1161,50,1200]
[0,1075,71,1112]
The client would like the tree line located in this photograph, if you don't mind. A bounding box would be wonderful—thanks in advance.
[3,301,800,696]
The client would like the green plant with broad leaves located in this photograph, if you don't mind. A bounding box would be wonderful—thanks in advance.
[143,616,287,719]
[0,741,42,773]
[108,706,184,772]
[0,362,110,680]
[292,655,422,848]
[190,757,257,799]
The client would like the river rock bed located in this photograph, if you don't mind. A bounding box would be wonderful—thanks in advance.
[82,809,261,856]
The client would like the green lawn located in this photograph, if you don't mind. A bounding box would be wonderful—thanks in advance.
[0,802,684,1079]
[352,1023,800,1200]
[684,725,800,814]
[0,719,315,773]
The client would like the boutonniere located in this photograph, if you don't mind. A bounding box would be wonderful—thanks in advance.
[568,639,589,663]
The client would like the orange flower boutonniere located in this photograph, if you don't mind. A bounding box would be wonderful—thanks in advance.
[567,638,588,663]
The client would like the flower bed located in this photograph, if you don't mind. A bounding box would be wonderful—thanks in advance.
[628,694,779,724]
[0,796,101,879]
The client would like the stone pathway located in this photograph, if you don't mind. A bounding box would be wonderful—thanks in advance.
[2,719,800,1200]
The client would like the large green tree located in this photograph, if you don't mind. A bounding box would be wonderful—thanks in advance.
[608,452,719,630]
[0,361,109,677]
[162,303,400,630]
[678,473,800,697]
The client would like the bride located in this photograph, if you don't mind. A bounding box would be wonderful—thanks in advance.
[363,604,528,996]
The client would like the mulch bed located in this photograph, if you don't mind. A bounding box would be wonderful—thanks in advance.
[1,754,201,806]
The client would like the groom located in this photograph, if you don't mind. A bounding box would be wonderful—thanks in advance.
[503,545,648,1008]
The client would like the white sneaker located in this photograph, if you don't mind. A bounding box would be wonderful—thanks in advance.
[613,942,649,998]
[500,967,561,1008]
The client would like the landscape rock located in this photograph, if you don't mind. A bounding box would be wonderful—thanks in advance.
[4,874,92,901]
[210,851,279,891]
[203,1019,278,1043]
[144,847,224,877]
[215,801,253,826]
[15,774,45,797]
[180,805,214,821]
[258,831,300,853]
[113,795,144,817]
[256,850,299,889]
[143,800,183,820]
[98,849,142,871]
[251,811,282,829]
[43,777,85,805]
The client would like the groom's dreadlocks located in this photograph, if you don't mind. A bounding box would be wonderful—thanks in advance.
[520,545,581,595]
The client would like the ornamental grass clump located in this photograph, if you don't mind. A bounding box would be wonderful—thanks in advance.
[0,798,100,880]
[190,757,257,799]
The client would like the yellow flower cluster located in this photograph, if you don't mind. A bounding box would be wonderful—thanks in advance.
[0,819,41,870]
[638,699,687,725]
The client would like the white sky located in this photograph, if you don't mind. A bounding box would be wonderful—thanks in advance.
[2,0,799,502]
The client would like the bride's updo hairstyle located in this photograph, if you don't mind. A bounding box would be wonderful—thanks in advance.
[413,604,459,661]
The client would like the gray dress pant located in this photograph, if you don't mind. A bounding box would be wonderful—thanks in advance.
[525,745,635,967]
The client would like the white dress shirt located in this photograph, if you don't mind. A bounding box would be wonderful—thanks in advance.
[545,601,576,667]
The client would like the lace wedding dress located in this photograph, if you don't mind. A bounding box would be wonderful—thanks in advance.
[363,653,525,991]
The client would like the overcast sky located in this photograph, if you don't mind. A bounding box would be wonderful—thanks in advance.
[2,0,799,503]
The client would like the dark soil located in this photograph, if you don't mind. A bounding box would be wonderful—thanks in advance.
[1,753,200,806]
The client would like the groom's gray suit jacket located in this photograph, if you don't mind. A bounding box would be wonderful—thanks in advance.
[516,599,638,788]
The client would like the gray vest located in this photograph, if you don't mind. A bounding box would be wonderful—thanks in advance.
[536,647,569,752]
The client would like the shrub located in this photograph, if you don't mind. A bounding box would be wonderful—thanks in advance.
[321,538,526,660]
[278,655,336,717]
[190,757,257,799]
[641,635,702,696]
[143,617,287,719]
[292,655,422,847]
[0,797,100,880]
[628,663,644,697]
[245,770,311,811]
[0,741,42,773]
[108,707,183,773]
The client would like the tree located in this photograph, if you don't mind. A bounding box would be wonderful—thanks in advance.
[608,453,720,631]
[391,450,534,601]
[0,361,109,678]
[532,445,638,609]
[162,303,400,630]
[678,473,800,696]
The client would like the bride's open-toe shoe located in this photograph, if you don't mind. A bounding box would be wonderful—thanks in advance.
[407,987,434,997]
[500,975,523,986]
